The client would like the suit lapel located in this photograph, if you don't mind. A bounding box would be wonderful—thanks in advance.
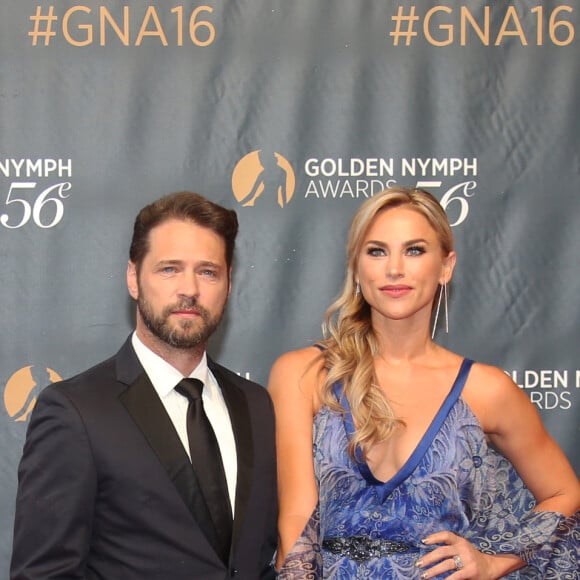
[208,360,255,552]
[114,340,255,560]
[116,341,221,555]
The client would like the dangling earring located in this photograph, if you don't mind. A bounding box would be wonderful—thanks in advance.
[355,282,361,296]
[431,282,449,339]
[443,280,449,334]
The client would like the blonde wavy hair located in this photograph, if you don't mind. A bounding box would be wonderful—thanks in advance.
[318,187,454,459]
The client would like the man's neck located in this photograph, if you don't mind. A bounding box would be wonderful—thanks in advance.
[134,327,206,377]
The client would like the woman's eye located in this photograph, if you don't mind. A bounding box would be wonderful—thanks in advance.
[407,246,426,256]
[367,247,385,257]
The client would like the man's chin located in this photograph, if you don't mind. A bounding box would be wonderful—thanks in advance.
[163,330,207,350]
[169,339,205,350]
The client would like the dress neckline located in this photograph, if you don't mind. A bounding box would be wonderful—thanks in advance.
[333,358,474,497]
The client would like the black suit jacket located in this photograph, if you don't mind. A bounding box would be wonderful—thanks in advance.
[11,338,277,580]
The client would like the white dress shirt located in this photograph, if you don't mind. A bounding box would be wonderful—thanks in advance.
[131,332,238,514]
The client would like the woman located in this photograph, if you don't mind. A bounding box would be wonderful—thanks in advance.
[268,188,580,579]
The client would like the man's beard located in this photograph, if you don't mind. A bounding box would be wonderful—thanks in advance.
[137,295,224,350]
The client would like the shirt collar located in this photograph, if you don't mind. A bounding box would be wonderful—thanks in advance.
[131,332,210,397]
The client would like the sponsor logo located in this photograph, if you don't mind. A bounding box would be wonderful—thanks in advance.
[231,150,295,208]
[507,369,580,411]
[0,158,72,229]
[3,365,62,421]
[233,152,478,225]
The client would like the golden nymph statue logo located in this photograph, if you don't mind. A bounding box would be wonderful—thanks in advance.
[3,365,61,422]
[232,150,296,208]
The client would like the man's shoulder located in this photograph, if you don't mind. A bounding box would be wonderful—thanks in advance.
[63,353,118,386]
[43,339,134,399]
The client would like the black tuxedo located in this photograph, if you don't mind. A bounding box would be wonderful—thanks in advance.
[11,338,277,580]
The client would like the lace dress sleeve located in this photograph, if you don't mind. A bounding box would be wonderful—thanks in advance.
[278,505,323,579]
[517,510,580,578]
[458,430,580,578]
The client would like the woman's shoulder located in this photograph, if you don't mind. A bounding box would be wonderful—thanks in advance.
[268,345,327,405]
[466,360,518,396]
[272,344,325,369]
[463,359,532,430]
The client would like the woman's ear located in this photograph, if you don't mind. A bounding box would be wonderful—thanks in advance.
[441,251,457,284]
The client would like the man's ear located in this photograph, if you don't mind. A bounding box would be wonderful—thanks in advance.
[127,261,139,300]
[227,267,233,296]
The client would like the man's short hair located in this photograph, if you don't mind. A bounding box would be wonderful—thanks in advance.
[129,191,239,270]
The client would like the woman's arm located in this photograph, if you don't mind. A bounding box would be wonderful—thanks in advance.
[417,363,580,579]
[267,347,323,568]
[471,364,580,516]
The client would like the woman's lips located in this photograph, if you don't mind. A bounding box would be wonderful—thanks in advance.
[380,285,412,297]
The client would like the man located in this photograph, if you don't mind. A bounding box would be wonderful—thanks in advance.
[11,192,277,579]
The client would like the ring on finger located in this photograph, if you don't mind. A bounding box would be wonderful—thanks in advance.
[453,555,464,570]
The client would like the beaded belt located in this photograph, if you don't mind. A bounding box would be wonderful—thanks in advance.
[322,536,419,562]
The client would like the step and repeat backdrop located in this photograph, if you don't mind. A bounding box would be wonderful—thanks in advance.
[1,0,579,570]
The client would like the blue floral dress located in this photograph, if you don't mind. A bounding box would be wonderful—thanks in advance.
[279,359,580,579]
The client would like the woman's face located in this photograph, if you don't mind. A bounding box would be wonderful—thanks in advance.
[356,206,455,328]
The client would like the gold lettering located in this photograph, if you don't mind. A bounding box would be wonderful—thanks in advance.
[424,6,453,47]
[63,6,92,47]
[495,6,528,46]
[461,6,490,46]
[100,6,129,46]
[135,6,168,46]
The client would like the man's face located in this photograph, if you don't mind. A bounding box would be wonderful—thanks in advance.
[127,218,231,351]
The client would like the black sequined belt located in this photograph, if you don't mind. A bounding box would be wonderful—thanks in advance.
[322,536,419,562]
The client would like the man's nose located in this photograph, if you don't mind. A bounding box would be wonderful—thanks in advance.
[178,271,199,297]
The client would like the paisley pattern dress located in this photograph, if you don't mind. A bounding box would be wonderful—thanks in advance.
[279,359,580,579]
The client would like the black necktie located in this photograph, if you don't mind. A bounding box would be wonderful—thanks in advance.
[175,378,232,560]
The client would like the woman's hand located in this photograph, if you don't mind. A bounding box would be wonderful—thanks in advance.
[415,531,524,579]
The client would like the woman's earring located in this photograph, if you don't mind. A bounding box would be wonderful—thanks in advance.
[355,282,361,296]
[431,282,449,339]
[443,281,449,334]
